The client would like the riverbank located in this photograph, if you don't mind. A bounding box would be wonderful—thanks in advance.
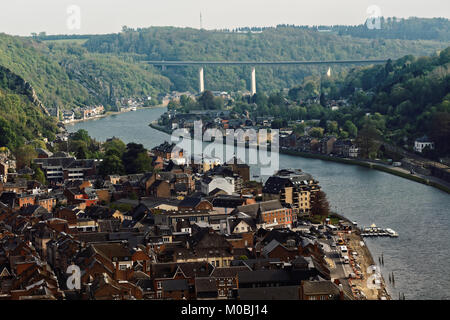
[280,149,450,195]
[62,105,166,125]
[149,120,174,135]
[330,212,391,300]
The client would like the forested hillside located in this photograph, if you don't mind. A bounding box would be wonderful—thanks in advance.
[0,34,171,112]
[83,23,448,92]
[220,48,450,157]
[336,47,450,156]
[0,66,58,149]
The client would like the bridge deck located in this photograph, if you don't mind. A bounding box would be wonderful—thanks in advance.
[145,59,388,66]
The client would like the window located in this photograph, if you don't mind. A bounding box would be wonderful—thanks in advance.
[119,264,127,270]
[157,281,162,289]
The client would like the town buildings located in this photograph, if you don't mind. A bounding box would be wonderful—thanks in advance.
[0,136,360,301]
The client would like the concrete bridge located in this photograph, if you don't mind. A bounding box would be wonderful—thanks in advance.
[146,59,388,94]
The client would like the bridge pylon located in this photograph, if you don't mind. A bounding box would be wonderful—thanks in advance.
[199,67,205,93]
[251,67,256,95]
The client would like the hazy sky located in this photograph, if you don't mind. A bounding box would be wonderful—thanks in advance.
[1,0,449,36]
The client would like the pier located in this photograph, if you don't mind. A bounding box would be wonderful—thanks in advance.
[360,224,399,238]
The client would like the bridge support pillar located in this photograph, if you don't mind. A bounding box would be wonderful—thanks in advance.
[199,67,204,93]
[251,67,256,95]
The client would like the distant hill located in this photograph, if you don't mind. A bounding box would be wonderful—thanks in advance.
[82,22,449,92]
[331,17,450,42]
[259,17,450,42]
[0,17,449,113]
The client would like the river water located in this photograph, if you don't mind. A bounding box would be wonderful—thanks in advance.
[66,107,450,300]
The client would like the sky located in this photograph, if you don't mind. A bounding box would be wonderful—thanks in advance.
[0,0,449,36]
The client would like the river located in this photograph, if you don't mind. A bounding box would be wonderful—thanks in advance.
[66,107,450,300]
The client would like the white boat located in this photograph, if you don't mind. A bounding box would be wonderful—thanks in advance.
[386,228,399,237]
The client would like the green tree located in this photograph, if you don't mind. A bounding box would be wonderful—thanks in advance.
[310,191,330,217]
[99,154,125,176]
[198,91,215,110]
[33,167,46,185]
[103,138,126,157]
[122,143,153,174]
[14,145,37,169]
[309,127,324,138]
[343,120,358,138]
[429,112,450,155]
[356,123,381,159]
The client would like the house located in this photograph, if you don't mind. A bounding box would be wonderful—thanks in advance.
[88,273,138,300]
[148,180,172,198]
[195,277,218,299]
[173,247,234,268]
[299,280,344,300]
[209,196,248,215]
[414,135,434,153]
[320,136,337,155]
[228,217,255,234]
[201,176,235,196]
[260,239,299,261]
[262,169,320,214]
[235,200,296,229]
[210,266,250,298]
[89,243,133,278]
[333,139,352,157]
[228,157,250,182]
[152,142,184,160]
[348,145,359,158]
[178,197,213,211]
[150,262,214,299]
[160,279,189,300]
[36,148,53,159]
[153,209,215,229]
[173,230,234,267]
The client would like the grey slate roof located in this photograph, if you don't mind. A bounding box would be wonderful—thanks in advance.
[238,286,300,300]
[161,279,189,291]
[302,280,341,296]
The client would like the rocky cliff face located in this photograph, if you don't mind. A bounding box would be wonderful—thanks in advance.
[0,65,50,116]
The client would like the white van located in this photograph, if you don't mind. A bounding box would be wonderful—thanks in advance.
[343,255,350,264]
[340,245,348,253]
